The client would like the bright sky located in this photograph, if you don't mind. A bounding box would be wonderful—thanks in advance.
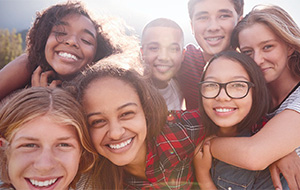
[1,0,299,44]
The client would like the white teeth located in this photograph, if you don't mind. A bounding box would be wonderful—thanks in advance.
[30,178,57,187]
[58,52,78,61]
[215,108,233,113]
[206,37,222,41]
[109,138,132,149]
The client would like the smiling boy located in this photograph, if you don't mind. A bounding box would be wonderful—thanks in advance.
[141,18,185,110]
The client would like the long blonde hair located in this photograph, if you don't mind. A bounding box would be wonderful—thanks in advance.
[231,4,300,77]
[0,87,97,189]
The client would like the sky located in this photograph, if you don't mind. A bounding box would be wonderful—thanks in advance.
[0,0,300,44]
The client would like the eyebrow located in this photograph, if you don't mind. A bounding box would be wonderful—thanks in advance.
[56,20,96,39]
[14,136,76,142]
[204,76,249,81]
[194,9,233,17]
[86,102,138,118]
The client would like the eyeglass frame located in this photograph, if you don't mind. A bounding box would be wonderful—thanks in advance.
[198,80,255,99]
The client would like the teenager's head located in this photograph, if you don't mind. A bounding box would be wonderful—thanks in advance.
[198,51,270,136]
[27,1,115,80]
[0,87,96,189]
[141,18,185,88]
[231,5,300,83]
[188,0,244,62]
[69,62,167,189]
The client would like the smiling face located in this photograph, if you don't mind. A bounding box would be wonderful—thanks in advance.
[238,23,294,84]
[142,26,184,88]
[7,115,81,190]
[191,0,240,62]
[45,13,97,79]
[82,77,147,168]
[202,57,252,136]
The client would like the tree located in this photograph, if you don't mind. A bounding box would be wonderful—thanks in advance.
[0,29,24,69]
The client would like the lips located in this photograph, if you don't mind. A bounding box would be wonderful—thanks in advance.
[204,36,225,46]
[214,107,235,113]
[58,51,79,61]
[108,138,133,150]
[28,177,58,188]
[154,64,172,73]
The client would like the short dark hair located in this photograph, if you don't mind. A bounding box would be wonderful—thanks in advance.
[188,0,244,20]
[141,18,184,44]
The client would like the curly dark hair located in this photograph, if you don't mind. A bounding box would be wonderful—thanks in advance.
[26,1,115,74]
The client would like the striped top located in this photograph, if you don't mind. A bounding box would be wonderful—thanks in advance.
[176,44,206,110]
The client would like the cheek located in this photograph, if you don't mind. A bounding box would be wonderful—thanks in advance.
[202,98,213,115]
[89,128,104,148]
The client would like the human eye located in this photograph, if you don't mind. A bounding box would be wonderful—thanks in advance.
[263,44,273,51]
[169,45,181,53]
[80,34,95,46]
[58,143,71,147]
[196,15,208,21]
[147,45,159,52]
[52,31,67,36]
[22,143,38,148]
[90,118,107,128]
[241,49,253,57]
[219,13,232,19]
[120,111,135,120]
[204,82,218,88]
[230,82,247,89]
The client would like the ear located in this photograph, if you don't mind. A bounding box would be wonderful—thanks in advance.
[140,46,144,56]
[181,48,186,62]
[238,15,243,22]
[190,20,195,35]
[0,137,8,149]
[287,46,295,57]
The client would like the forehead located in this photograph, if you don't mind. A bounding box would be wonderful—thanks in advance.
[142,26,183,45]
[193,0,236,14]
[57,13,96,33]
[205,57,249,80]
[11,116,77,141]
[83,77,140,106]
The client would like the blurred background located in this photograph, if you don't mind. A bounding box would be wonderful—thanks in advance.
[0,0,299,68]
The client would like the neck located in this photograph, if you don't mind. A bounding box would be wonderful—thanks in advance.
[218,126,238,137]
[203,52,213,63]
[124,142,147,180]
[268,73,300,108]
[152,78,169,89]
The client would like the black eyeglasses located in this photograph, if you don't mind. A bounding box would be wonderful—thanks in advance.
[198,81,254,99]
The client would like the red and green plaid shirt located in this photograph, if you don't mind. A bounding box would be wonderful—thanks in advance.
[124,109,204,189]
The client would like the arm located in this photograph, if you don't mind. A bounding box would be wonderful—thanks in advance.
[194,141,217,190]
[0,54,32,100]
[210,109,300,170]
[270,150,300,190]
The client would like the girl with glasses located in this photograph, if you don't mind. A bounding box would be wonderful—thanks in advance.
[194,50,289,189]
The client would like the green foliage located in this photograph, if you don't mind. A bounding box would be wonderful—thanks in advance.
[0,29,24,69]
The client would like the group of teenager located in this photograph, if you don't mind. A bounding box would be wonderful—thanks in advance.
[0,0,300,189]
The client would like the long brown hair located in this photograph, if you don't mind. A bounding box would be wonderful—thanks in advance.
[68,62,168,189]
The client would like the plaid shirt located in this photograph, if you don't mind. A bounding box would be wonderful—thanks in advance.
[124,109,204,189]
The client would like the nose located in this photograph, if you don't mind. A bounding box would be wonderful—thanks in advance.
[253,52,264,66]
[207,18,221,32]
[157,48,169,62]
[215,88,231,101]
[65,34,79,48]
[107,120,126,140]
[33,148,56,173]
